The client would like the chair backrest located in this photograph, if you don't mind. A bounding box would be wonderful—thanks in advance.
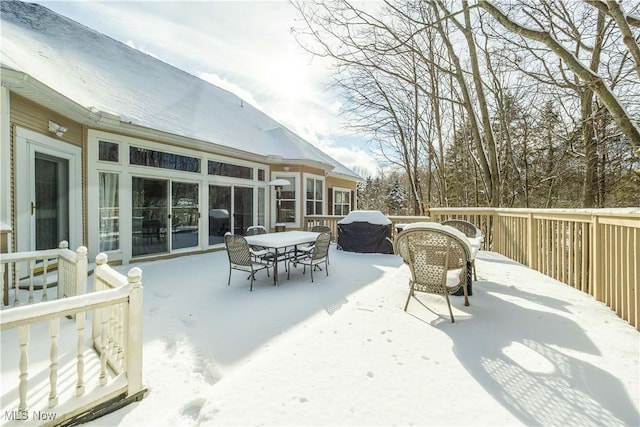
[246,225,267,236]
[394,226,470,295]
[224,234,252,267]
[441,219,479,239]
[311,232,331,260]
[311,225,331,233]
[311,225,332,241]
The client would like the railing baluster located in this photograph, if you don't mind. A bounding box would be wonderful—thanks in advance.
[118,304,125,367]
[109,305,116,357]
[126,267,144,395]
[99,307,108,386]
[48,318,59,407]
[75,311,85,396]
[0,263,5,306]
[13,261,20,306]
[28,259,35,304]
[42,257,49,301]
[18,324,30,413]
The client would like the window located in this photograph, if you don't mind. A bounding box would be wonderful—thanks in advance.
[258,187,266,226]
[258,169,265,181]
[99,173,119,251]
[130,146,200,172]
[333,189,351,215]
[209,185,231,245]
[274,175,296,224]
[208,161,253,179]
[98,140,119,162]
[306,177,323,215]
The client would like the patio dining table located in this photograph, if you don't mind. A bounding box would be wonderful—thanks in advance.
[245,230,320,285]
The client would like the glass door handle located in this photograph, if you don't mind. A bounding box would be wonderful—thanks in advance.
[31,202,36,215]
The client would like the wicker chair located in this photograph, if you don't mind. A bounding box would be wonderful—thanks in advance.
[224,233,271,291]
[441,219,482,280]
[288,232,331,282]
[394,224,471,323]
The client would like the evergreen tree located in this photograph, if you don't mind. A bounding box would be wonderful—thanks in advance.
[387,180,408,214]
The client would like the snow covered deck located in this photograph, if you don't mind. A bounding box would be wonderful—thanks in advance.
[3,246,635,426]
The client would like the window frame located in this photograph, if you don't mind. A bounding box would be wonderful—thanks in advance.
[271,172,299,228]
[304,173,325,216]
[332,187,352,216]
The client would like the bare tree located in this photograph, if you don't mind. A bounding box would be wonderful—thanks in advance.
[478,0,640,150]
[291,0,640,208]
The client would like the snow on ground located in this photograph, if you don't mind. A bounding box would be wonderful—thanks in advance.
[3,247,639,426]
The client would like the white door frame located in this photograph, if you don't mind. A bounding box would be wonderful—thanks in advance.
[15,127,82,253]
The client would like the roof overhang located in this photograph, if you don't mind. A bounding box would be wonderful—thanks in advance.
[1,66,343,170]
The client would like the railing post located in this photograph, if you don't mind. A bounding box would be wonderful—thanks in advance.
[591,214,602,300]
[492,211,500,255]
[1,222,11,306]
[75,246,88,296]
[57,241,69,300]
[126,267,144,395]
[527,212,536,270]
[92,253,108,350]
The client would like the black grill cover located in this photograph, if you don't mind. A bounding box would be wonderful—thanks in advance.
[337,222,394,254]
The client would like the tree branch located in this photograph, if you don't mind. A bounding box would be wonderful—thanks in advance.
[478,0,640,148]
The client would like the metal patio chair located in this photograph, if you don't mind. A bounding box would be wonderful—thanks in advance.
[245,225,277,265]
[224,233,272,291]
[299,224,332,264]
[287,232,331,283]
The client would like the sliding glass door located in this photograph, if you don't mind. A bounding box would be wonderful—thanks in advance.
[208,184,255,244]
[234,186,253,235]
[209,185,231,245]
[171,182,199,250]
[132,177,169,256]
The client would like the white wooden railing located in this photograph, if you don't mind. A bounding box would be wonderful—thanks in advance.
[1,252,145,425]
[1,241,88,307]
[91,253,144,394]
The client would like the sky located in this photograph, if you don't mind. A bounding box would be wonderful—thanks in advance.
[34,0,381,177]
[2,246,639,425]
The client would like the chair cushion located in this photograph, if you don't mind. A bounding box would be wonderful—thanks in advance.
[403,222,474,259]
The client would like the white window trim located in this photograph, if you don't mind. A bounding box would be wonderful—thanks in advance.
[332,187,352,215]
[15,126,82,253]
[271,172,300,228]
[1,87,11,225]
[88,129,272,262]
[303,173,325,216]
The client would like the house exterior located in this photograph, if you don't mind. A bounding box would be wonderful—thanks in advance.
[0,1,360,265]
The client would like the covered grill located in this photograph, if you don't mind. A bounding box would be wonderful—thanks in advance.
[337,210,394,254]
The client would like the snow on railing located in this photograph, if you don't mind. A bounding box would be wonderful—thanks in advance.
[0,241,87,307]
[0,252,145,425]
